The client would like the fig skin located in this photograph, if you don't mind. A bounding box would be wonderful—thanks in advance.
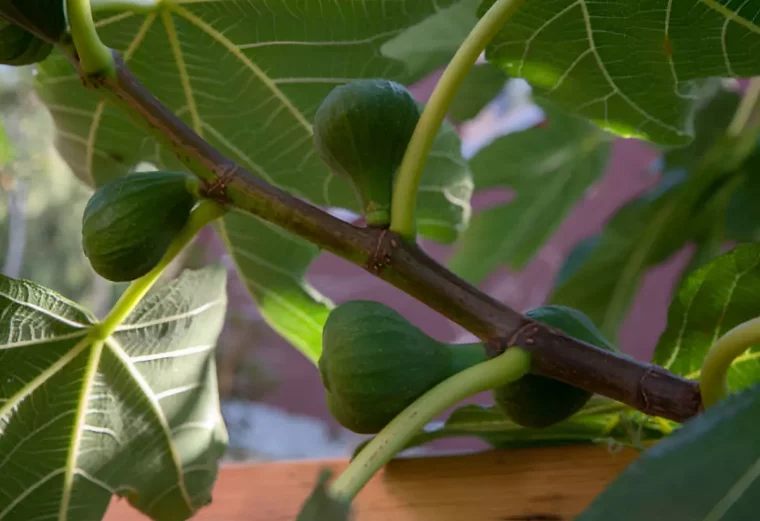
[494,305,620,428]
[313,79,420,227]
[81,171,200,282]
[319,300,485,434]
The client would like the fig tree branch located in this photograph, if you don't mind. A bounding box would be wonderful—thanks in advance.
[62,44,702,422]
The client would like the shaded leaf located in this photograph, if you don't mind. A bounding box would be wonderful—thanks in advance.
[725,144,760,242]
[381,0,479,80]
[217,212,332,364]
[449,102,610,283]
[578,384,760,521]
[448,63,507,122]
[354,396,669,458]
[550,89,750,339]
[0,266,228,521]
[296,469,352,521]
[34,0,472,359]
[652,244,760,389]
[480,0,760,145]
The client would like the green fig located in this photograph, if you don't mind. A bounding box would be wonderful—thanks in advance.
[313,79,420,227]
[319,300,485,434]
[82,171,200,282]
[493,305,620,428]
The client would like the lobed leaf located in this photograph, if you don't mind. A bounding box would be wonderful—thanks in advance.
[578,384,760,520]
[653,243,760,389]
[480,0,760,145]
[0,266,228,521]
[34,0,472,359]
[550,89,748,339]
[449,101,611,283]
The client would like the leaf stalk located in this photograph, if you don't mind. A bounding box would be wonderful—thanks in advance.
[700,316,760,408]
[91,200,226,341]
[66,0,116,76]
[329,347,532,500]
[389,0,526,240]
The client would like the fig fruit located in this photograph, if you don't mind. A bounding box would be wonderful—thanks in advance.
[319,300,485,434]
[493,305,619,428]
[82,171,200,282]
[313,79,419,226]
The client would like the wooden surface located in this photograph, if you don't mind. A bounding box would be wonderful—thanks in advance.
[105,445,639,521]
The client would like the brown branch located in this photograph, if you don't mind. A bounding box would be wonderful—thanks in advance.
[78,50,701,422]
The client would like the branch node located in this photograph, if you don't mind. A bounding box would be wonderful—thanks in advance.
[203,163,238,202]
[366,228,398,273]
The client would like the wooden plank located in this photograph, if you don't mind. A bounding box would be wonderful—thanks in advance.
[105,445,638,521]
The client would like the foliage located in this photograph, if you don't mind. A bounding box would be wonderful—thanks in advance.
[579,384,760,520]
[1,0,760,520]
[0,266,228,520]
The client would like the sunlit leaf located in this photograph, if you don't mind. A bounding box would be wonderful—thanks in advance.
[578,384,760,521]
[34,0,472,359]
[0,266,228,521]
[652,243,760,390]
[480,0,760,144]
[450,101,610,283]
[550,89,748,339]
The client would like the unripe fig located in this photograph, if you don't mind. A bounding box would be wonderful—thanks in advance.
[494,305,620,428]
[313,79,419,227]
[82,171,200,282]
[319,300,485,434]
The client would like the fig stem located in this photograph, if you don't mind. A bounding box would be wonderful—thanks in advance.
[328,346,531,501]
[66,0,116,77]
[389,0,525,240]
[91,200,226,341]
[727,77,760,137]
[699,316,760,408]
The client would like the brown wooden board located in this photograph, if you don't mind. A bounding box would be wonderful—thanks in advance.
[104,445,639,521]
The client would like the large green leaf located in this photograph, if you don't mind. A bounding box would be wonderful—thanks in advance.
[550,89,747,339]
[381,0,480,80]
[34,0,472,360]
[652,244,760,389]
[480,0,760,145]
[0,266,228,521]
[449,101,611,283]
[578,384,760,521]
[217,211,331,364]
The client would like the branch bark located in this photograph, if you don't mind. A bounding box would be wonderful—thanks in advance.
[77,50,701,422]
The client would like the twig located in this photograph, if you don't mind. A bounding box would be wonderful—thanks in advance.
[30,36,702,421]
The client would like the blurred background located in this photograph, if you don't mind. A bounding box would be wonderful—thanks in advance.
[0,63,688,463]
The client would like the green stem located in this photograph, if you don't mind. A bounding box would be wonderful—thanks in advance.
[90,0,161,13]
[66,0,115,76]
[91,200,226,341]
[389,0,525,240]
[700,316,760,408]
[727,77,760,137]
[329,347,532,500]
